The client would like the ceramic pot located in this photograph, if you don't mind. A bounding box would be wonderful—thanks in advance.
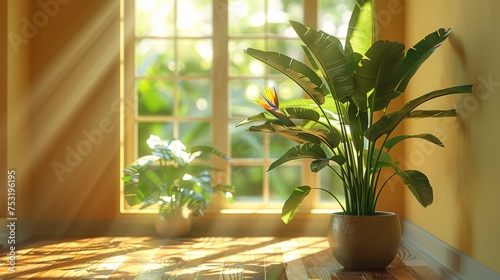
[327,211,401,270]
[155,207,192,238]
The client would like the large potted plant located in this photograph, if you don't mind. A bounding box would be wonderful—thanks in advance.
[122,135,234,238]
[236,0,472,270]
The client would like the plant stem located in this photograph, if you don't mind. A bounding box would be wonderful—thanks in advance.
[311,187,346,213]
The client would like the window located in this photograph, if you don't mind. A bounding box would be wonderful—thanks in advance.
[122,0,355,214]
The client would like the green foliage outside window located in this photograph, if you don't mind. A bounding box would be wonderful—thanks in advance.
[133,0,355,204]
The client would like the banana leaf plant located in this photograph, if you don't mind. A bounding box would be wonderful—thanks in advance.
[122,135,234,218]
[236,0,472,222]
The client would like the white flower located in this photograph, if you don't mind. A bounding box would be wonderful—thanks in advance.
[147,135,201,164]
[147,134,163,149]
[167,139,200,163]
[167,139,187,155]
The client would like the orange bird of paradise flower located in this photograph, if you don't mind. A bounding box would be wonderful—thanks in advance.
[254,87,295,126]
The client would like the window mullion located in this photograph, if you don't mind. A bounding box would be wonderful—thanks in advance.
[302,0,319,209]
[212,0,230,208]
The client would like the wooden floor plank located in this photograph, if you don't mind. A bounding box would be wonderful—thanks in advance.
[32,237,131,279]
[242,237,269,279]
[4,237,113,279]
[220,238,250,279]
[280,239,309,280]
[110,238,168,280]
[165,237,213,279]
[1,236,448,280]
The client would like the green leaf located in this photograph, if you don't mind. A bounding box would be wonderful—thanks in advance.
[140,169,163,190]
[244,48,326,105]
[124,182,144,206]
[347,101,368,151]
[290,20,354,102]
[394,169,433,207]
[310,159,330,172]
[139,192,161,210]
[212,184,235,204]
[235,104,324,129]
[281,186,311,224]
[151,146,177,162]
[396,28,451,93]
[301,45,321,72]
[123,155,160,176]
[407,109,457,118]
[248,123,341,149]
[376,161,433,207]
[269,143,327,171]
[365,84,473,141]
[310,155,345,172]
[190,145,230,160]
[366,148,393,169]
[345,0,375,69]
[384,133,444,151]
[283,107,321,122]
[235,112,277,127]
[352,40,405,111]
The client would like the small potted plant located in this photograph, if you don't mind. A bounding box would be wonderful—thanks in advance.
[122,134,234,237]
[236,0,472,269]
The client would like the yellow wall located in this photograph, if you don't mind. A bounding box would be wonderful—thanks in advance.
[5,0,122,236]
[6,0,33,230]
[2,0,408,236]
[1,0,7,219]
[404,0,500,273]
[4,0,499,272]
[374,0,406,216]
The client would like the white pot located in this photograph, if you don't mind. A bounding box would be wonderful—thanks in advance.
[154,207,192,238]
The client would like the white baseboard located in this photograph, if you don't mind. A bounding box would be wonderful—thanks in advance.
[402,220,499,280]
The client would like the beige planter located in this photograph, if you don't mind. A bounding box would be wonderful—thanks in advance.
[155,207,192,238]
[327,211,401,270]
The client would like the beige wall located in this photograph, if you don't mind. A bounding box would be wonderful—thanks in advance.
[404,0,500,273]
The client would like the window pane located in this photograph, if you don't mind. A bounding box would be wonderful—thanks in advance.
[228,0,265,35]
[229,39,266,76]
[319,166,345,203]
[267,38,302,54]
[231,165,264,201]
[267,0,303,36]
[178,39,213,76]
[229,79,264,118]
[230,122,264,159]
[178,79,212,117]
[177,0,213,36]
[179,122,212,147]
[137,79,174,116]
[319,0,355,38]
[269,134,297,159]
[135,0,174,37]
[136,39,174,77]
[267,79,304,102]
[269,165,301,201]
[138,122,174,156]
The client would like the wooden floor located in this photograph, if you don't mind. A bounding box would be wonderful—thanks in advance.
[1,236,446,279]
